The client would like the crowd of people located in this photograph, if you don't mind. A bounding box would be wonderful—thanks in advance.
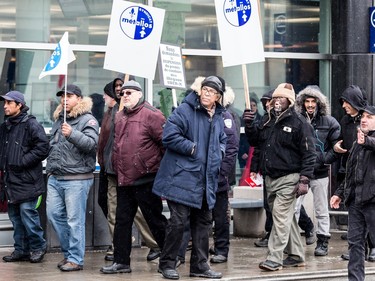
[0,77,374,281]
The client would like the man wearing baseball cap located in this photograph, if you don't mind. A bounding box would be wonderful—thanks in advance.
[46,84,99,272]
[331,105,375,280]
[243,83,316,271]
[0,91,49,264]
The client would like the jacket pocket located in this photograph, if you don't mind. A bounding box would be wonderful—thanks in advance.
[172,159,202,191]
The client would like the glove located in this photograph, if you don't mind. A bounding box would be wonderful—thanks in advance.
[242,109,255,127]
[293,175,310,198]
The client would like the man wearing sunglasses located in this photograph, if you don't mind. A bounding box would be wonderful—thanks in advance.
[100,80,167,274]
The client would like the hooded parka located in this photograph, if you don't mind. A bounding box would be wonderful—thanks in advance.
[153,91,227,210]
[295,86,341,178]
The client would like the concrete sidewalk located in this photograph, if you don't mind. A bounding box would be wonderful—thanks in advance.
[1,233,374,281]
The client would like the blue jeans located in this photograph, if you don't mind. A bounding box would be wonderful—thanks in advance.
[8,197,46,255]
[46,176,92,265]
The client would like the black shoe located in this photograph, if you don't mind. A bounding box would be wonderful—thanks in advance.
[283,256,305,267]
[146,248,161,261]
[341,253,349,260]
[259,260,282,271]
[254,232,270,247]
[305,231,317,246]
[254,237,269,247]
[30,249,46,263]
[158,268,180,280]
[341,233,348,240]
[176,256,185,268]
[368,248,375,262]
[190,269,222,279]
[104,253,114,261]
[209,245,216,255]
[100,262,131,274]
[57,258,67,268]
[3,252,30,262]
[210,254,227,263]
[186,241,193,251]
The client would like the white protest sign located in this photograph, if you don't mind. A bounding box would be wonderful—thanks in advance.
[215,0,264,67]
[104,0,165,79]
[158,43,186,90]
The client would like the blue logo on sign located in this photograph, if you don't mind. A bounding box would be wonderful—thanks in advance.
[223,0,251,27]
[45,43,61,71]
[119,6,154,40]
[370,7,375,53]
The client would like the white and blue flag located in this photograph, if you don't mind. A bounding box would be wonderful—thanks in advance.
[215,0,264,67]
[104,0,165,79]
[39,32,76,79]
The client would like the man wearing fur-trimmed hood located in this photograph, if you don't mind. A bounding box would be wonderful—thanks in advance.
[46,84,99,272]
[295,85,341,257]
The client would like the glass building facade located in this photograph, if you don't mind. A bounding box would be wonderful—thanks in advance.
[0,0,329,125]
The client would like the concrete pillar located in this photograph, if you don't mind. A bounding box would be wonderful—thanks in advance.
[331,0,375,121]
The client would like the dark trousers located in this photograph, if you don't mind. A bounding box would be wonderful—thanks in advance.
[212,191,230,257]
[159,199,212,273]
[347,203,375,281]
[97,170,108,217]
[113,182,167,265]
[298,205,314,233]
[263,182,273,233]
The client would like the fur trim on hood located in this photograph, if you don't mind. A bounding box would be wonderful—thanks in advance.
[295,85,330,116]
[53,96,93,121]
[189,76,235,107]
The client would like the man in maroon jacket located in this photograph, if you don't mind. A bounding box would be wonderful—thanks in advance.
[100,80,167,274]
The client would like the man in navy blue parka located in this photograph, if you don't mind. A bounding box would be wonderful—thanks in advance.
[153,76,227,280]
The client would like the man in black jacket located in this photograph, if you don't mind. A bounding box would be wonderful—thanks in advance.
[332,85,372,260]
[244,83,316,271]
[0,91,49,263]
[331,105,375,281]
[294,85,341,256]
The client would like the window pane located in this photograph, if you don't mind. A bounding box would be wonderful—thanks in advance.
[0,48,145,126]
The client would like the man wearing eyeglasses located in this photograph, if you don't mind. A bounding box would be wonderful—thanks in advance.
[100,80,167,274]
[153,76,226,279]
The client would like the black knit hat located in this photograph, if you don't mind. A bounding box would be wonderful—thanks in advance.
[201,76,223,95]
[103,81,116,99]
[360,105,375,115]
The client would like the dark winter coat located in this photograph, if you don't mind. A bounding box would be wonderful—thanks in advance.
[335,131,375,206]
[338,86,367,171]
[295,87,341,178]
[97,103,118,175]
[246,106,316,179]
[46,97,99,178]
[152,91,227,210]
[218,110,239,192]
[112,101,165,187]
[0,108,49,204]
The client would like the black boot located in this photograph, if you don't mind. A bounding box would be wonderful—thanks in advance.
[314,234,330,256]
[368,248,375,262]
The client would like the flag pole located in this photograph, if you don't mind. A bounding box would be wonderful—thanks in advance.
[64,75,67,123]
[171,89,178,108]
[242,64,250,109]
